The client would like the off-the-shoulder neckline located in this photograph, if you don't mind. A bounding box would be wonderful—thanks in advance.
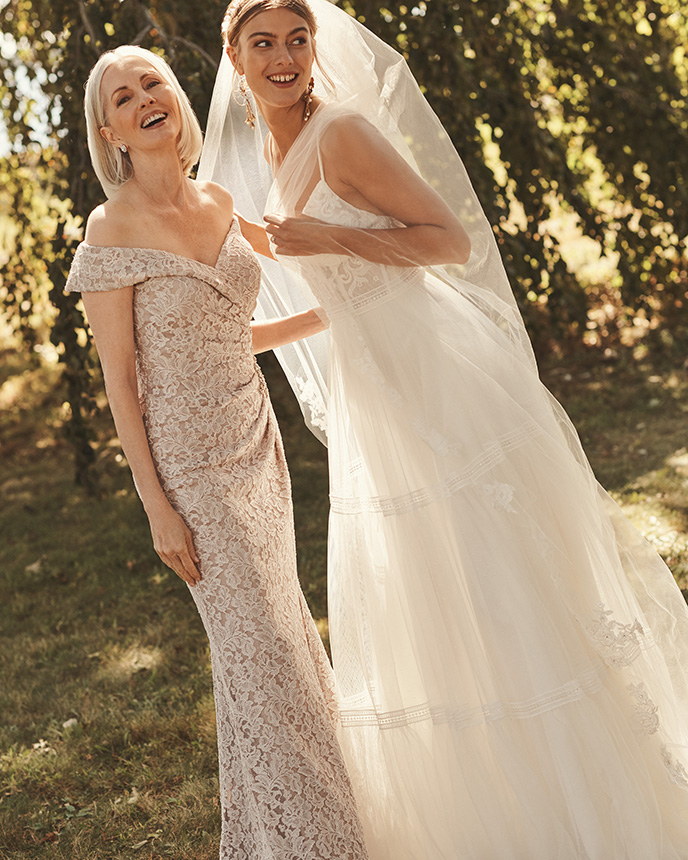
[79,216,238,273]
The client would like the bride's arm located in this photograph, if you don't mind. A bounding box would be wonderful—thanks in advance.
[265,115,471,267]
[251,308,328,354]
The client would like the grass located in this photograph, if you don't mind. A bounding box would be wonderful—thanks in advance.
[0,344,687,858]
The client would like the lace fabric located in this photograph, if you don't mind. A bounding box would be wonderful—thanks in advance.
[65,226,369,859]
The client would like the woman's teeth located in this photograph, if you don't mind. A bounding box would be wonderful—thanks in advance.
[141,112,166,128]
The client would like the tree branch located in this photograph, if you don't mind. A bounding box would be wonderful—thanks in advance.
[78,1,102,59]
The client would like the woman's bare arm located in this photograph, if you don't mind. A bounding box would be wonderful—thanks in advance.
[238,214,276,259]
[81,287,201,587]
[251,308,328,354]
[265,115,471,267]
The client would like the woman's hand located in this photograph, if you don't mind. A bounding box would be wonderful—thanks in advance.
[264,213,336,257]
[147,500,202,587]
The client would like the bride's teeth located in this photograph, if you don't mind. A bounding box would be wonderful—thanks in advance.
[270,74,296,82]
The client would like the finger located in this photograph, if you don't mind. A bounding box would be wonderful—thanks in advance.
[179,548,202,584]
[169,553,198,587]
[263,214,282,226]
[185,532,200,565]
[157,548,195,585]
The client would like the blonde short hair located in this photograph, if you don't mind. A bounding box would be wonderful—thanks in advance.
[84,45,203,199]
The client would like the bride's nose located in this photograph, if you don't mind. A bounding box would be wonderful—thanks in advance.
[274,42,294,64]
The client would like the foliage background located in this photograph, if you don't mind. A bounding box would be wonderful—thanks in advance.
[2,1,688,856]
[1,0,688,484]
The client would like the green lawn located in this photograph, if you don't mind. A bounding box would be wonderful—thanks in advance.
[1,346,686,858]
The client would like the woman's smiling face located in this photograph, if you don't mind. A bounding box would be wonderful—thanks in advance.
[228,7,315,113]
[99,55,181,153]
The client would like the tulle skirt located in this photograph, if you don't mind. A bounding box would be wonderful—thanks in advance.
[324,270,688,859]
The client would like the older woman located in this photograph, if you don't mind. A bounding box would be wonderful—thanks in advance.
[66,45,369,860]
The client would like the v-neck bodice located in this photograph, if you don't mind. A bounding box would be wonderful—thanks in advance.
[66,215,265,481]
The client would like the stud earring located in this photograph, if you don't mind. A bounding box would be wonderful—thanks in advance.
[239,76,256,129]
[120,144,127,153]
[303,77,315,123]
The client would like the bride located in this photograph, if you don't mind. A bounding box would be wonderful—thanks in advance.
[200,1,688,857]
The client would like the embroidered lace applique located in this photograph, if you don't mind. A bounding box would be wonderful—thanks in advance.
[294,373,328,434]
[627,682,659,735]
[583,603,644,670]
[662,746,688,789]
[481,481,517,512]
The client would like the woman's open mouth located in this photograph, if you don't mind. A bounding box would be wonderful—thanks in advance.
[267,73,298,88]
[141,111,167,129]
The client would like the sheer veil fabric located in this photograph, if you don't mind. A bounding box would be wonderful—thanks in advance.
[199,2,688,857]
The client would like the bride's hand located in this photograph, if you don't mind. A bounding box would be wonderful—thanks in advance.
[147,500,202,587]
[264,213,337,257]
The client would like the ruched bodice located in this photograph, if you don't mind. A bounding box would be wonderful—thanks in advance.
[70,220,263,482]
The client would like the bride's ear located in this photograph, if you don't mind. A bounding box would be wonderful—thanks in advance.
[225,44,243,75]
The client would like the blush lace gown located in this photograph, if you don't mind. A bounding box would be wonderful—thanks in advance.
[65,218,369,860]
[258,104,688,860]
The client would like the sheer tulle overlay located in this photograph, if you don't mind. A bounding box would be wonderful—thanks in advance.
[261,105,688,859]
[65,221,369,860]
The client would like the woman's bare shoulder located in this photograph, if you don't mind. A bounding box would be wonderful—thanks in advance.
[196,179,234,212]
[319,111,387,163]
[84,196,134,247]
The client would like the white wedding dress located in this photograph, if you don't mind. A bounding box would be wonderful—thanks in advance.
[255,104,688,860]
[198,0,688,848]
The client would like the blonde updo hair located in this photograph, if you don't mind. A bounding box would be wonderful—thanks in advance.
[84,45,203,199]
[222,0,318,49]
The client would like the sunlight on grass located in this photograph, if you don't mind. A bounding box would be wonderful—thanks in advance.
[98,644,164,682]
[611,446,688,588]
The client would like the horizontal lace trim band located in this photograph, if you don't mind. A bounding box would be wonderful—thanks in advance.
[330,420,542,515]
[337,666,603,730]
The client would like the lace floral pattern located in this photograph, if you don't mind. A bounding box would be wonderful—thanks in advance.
[583,603,645,670]
[480,481,517,513]
[627,682,660,735]
[662,746,688,790]
[299,179,424,320]
[66,224,368,860]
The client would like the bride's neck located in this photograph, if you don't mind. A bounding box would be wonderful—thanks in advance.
[259,97,321,168]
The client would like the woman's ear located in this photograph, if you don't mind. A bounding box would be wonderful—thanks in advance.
[99,124,120,147]
[225,43,243,75]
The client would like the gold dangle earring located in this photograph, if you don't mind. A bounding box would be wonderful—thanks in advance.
[303,76,315,122]
[239,75,256,129]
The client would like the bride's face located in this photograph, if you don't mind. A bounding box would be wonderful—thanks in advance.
[229,8,315,112]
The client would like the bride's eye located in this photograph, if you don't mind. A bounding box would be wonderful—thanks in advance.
[146,79,161,89]
[117,93,131,106]
[254,39,272,48]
